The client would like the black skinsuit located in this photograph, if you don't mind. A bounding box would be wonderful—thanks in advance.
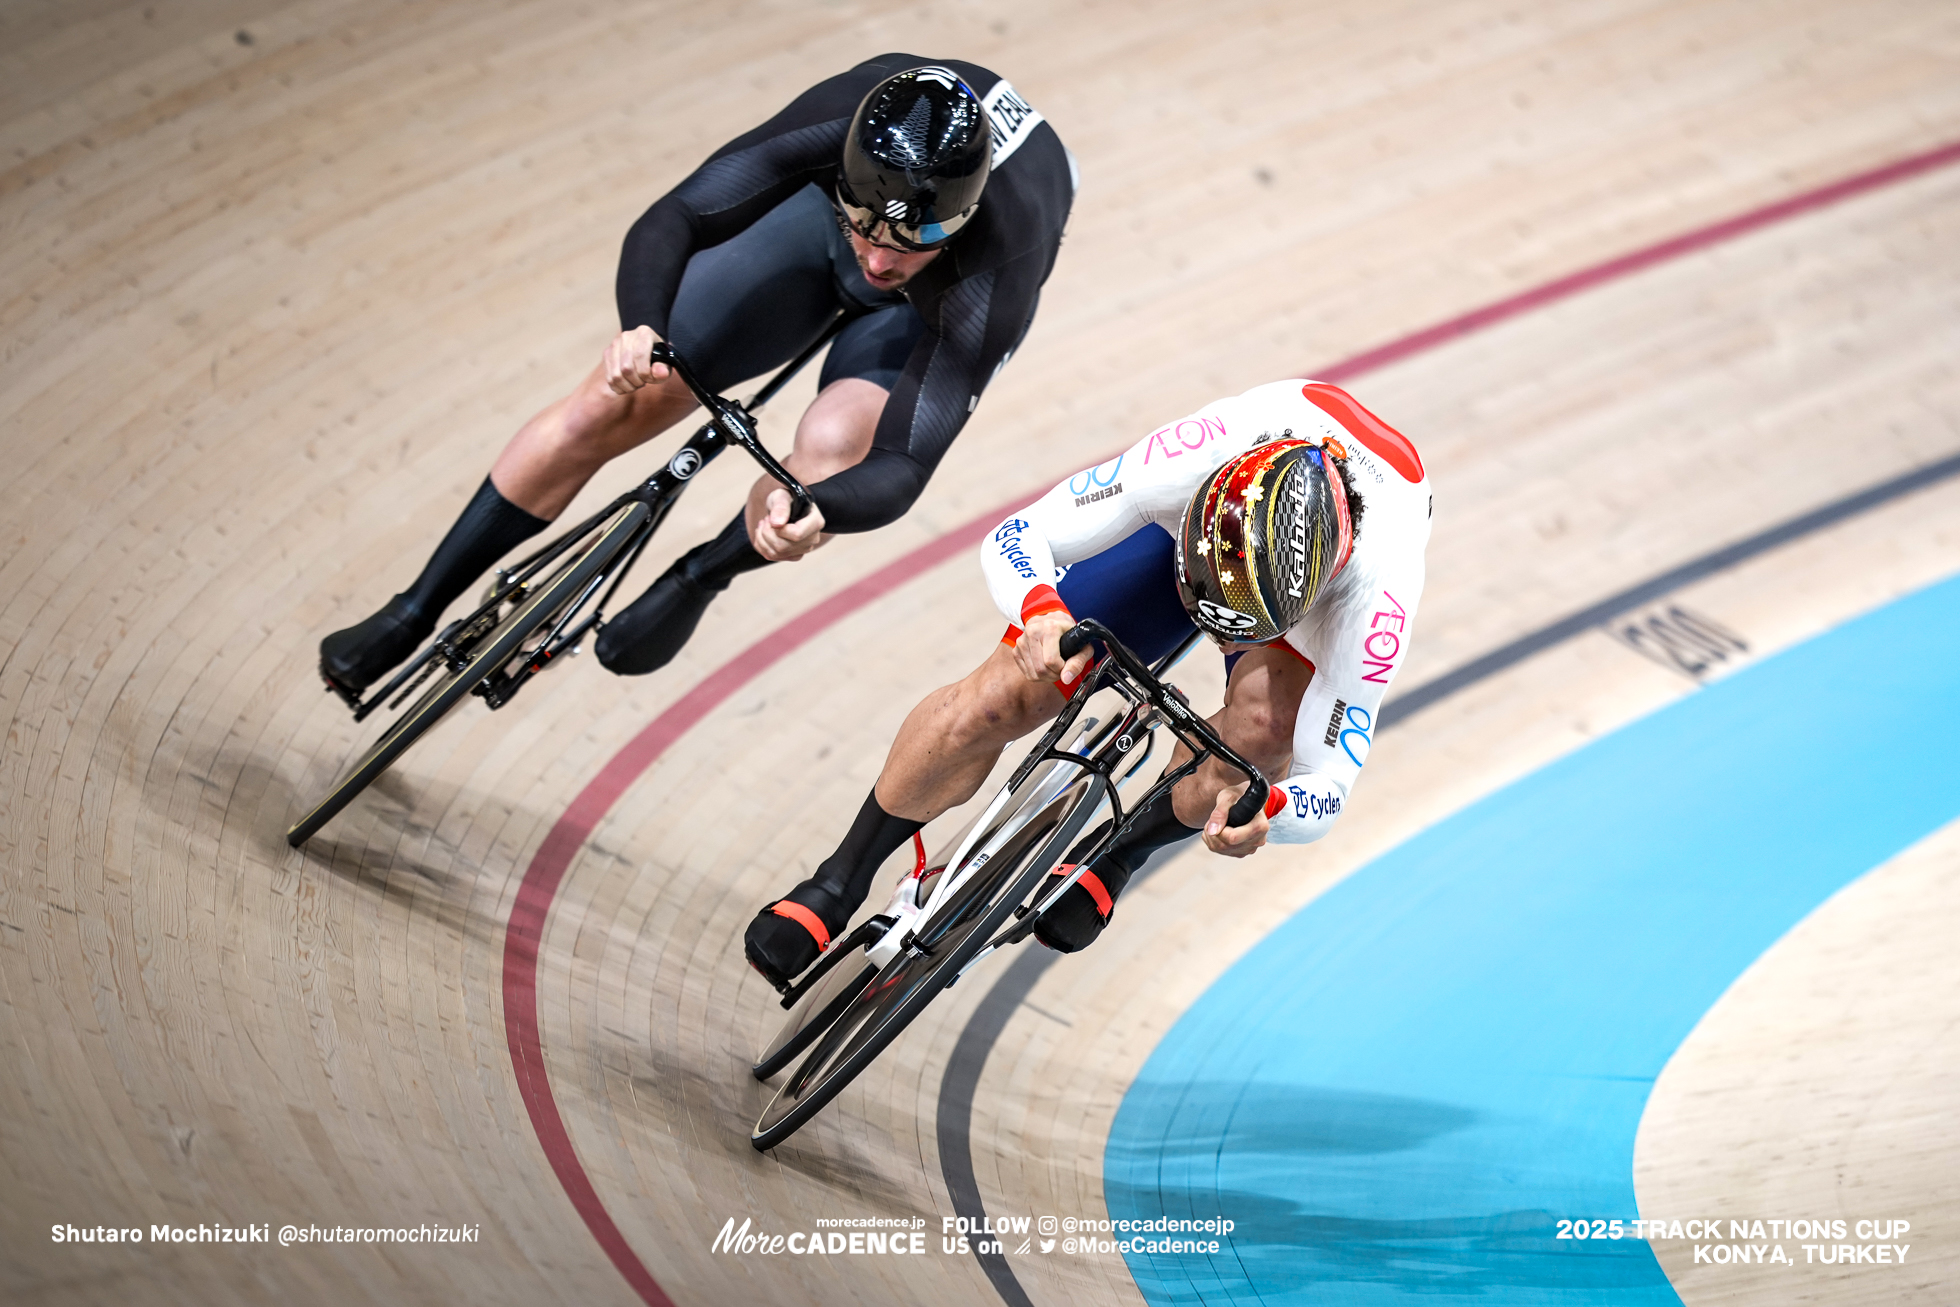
[614,53,1075,534]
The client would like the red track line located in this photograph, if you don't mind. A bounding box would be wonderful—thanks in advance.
[498,135,1960,1305]
[1317,137,1960,382]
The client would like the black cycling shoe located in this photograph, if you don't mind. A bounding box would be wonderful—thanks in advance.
[594,556,727,676]
[744,879,854,988]
[1032,859,1135,953]
[319,595,433,697]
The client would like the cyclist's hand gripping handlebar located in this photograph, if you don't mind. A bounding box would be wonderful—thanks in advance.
[646,342,814,522]
[1221,773,1272,830]
[1057,621,1271,830]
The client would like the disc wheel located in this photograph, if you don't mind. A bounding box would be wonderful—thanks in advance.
[286,502,650,845]
[750,775,1104,1150]
[751,953,880,1083]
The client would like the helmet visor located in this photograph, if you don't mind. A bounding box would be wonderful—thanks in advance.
[833,182,976,252]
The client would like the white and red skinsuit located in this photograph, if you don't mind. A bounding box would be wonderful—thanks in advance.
[978,379,1433,843]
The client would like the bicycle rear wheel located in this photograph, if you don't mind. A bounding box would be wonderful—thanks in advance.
[750,774,1105,1150]
[286,502,651,845]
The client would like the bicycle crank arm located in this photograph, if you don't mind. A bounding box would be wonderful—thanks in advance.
[333,624,455,722]
[950,942,1001,985]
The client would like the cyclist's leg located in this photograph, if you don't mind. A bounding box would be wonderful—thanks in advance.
[744,284,1039,557]
[319,367,695,693]
[743,641,1061,985]
[487,365,697,520]
[318,475,555,695]
[494,183,849,524]
[1032,640,1313,951]
[324,186,840,692]
[595,297,923,675]
[738,301,926,550]
[1003,524,1206,949]
[746,524,1179,981]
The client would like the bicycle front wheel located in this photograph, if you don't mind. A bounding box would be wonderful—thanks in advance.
[750,774,1105,1150]
[286,502,651,845]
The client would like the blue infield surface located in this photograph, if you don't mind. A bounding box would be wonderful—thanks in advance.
[1104,571,1960,1304]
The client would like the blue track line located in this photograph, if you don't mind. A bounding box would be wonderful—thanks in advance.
[1104,572,1960,1304]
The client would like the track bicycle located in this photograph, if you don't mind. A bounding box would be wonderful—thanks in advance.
[749,619,1271,1150]
[286,317,850,846]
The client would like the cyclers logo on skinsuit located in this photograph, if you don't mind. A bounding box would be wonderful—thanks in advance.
[994,518,1038,580]
[1292,789,1342,821]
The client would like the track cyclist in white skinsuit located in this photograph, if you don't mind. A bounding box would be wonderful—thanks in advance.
[745,377,1433,986]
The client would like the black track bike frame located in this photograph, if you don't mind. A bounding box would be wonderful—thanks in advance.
[979,619,1272,951]
[336,314,852,721]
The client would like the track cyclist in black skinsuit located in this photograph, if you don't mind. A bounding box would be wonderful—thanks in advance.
[318,57,1073,695]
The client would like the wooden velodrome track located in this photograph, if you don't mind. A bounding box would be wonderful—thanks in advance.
[4,1,1959,1304]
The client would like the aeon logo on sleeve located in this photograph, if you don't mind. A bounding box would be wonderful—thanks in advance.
[1142,415,1227,464]
[993,518,1039,580]
[1360,591,1408,684]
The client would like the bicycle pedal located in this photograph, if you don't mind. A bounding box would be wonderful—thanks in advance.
[320,672,364,714]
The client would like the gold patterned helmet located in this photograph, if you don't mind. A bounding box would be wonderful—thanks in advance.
[1174,437,1354,643]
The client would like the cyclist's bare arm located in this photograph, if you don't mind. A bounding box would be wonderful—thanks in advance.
[739,380,895,562]
[867,618,1293,860]
[602,324,672,392]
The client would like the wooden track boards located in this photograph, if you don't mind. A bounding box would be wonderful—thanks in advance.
[3,2,1958,1304]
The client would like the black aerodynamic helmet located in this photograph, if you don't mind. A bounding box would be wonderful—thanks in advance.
[835,65,992,251]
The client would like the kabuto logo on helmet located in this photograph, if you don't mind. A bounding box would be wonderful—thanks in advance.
[1176,437,1354,644]
[1278,456,1311,599]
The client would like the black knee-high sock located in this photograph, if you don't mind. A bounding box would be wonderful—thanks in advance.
[810,790,926,915]
[1034,782,1204,953]
[397,477,548,625]
[1068,780,1203,879]
[680,510,773,591]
